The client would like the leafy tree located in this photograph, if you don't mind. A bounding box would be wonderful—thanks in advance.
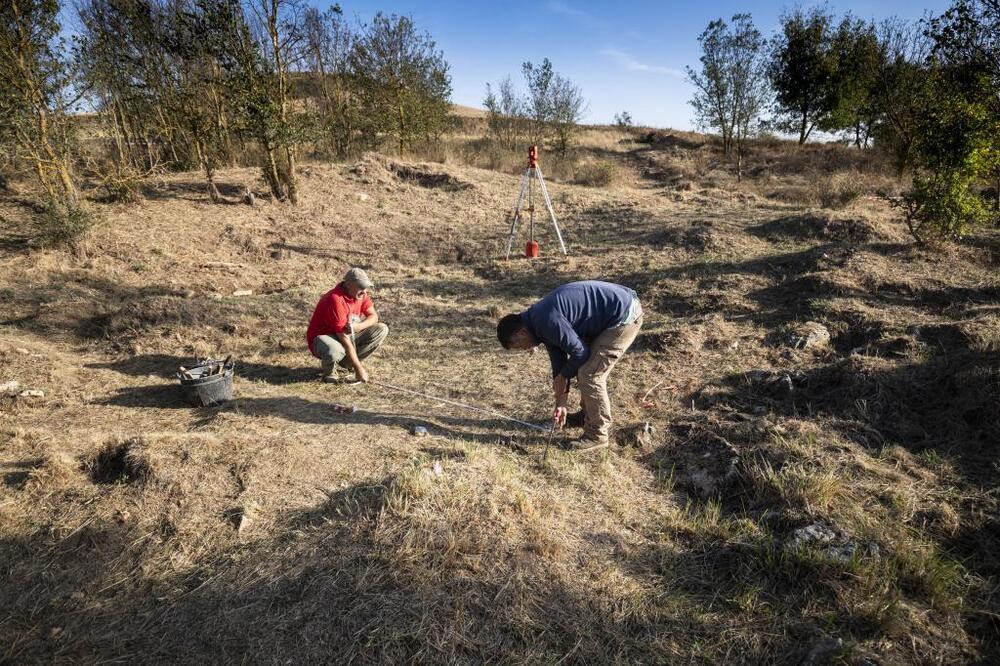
[897,81,996,241]
[208,0,305,203]
[0,0,90,243]
[768,7,839,144]
[869,18,932,175]
[927,0,1000,211]
[687,14,769,179]
[349,13,452,155]
[519,58,587,153]
[613,111,633,129]
[521,58,554,144]
[822,15,882,147]
[896,1,1000,241]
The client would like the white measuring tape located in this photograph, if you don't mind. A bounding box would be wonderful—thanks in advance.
[371,380,551,433]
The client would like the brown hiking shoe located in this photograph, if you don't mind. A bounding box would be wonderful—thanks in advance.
[562,436,609,453]
[564,409,586,428]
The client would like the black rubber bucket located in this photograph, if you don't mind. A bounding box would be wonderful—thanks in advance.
[178,360,234,407]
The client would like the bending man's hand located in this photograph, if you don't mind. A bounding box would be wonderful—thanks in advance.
[355,365,370,383]
[552,406,568,427]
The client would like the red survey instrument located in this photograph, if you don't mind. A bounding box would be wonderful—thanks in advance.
[504,145,567,260]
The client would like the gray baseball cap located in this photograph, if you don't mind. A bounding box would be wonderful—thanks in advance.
[344,267,374,289]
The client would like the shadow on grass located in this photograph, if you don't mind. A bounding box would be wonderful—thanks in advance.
[0,478,724,664]
[210,395,546,447]
[86,354,319,386]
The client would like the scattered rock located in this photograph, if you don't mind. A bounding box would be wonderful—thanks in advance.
[19,389,44,398]
[14,348,30,354]
[356,192,369,202]
[801,637,844,666]
[790,522,838,547]
[789,321,831,349]
[225,505,254,533]
[617,422,655,449]
[788,521,879,563]
[1,380,20,394]
[745,369,808,399]
[208,292,223,301]
[410,425,428,437]
[665,432,741,498]
[232,289,253,297]
[269,248,291,260]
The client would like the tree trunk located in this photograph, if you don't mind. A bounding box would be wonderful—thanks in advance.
[195,138,222,203]
[263,147,284,201]
[283,146,298,204]
[398,99,406,156]
[799,109,809,145]
[736,141,743,183]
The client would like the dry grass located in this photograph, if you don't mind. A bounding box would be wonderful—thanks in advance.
[1,122,998,663]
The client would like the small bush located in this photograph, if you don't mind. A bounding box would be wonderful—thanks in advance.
[896,167,993,243]
[37,202,96,248]
[575,160,621,188]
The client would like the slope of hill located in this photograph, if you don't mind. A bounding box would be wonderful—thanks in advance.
[1,132,998,663]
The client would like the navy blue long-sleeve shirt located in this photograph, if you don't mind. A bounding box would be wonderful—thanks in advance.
[520,281,638,379]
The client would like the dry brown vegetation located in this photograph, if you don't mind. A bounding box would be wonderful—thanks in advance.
[1,123,999,663]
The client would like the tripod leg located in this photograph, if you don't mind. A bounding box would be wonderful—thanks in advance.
[505,169,530,260]
[535,167,568,255]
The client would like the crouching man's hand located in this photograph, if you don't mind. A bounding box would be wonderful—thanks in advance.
[355,365,370,383]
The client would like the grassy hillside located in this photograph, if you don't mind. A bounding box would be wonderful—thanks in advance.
[1,128,998,663]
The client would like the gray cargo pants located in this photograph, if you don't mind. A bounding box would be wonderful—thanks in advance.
[312,323,389,376]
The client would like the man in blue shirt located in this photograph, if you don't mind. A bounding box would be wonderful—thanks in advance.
[496,280,644,451]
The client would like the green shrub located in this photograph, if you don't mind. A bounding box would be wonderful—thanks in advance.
[37,202,96,248]
[896,167,993,242]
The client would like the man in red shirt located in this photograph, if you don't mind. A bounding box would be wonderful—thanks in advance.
[306,267,389,383]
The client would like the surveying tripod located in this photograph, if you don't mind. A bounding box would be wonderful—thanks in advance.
[504,145,567,259]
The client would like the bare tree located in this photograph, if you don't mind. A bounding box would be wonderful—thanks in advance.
[483,76,525,150]
[301,4,357,156]
[549,73,586,154]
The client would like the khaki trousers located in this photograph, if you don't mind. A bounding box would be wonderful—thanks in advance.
[312,323,389,375]
[578,316,643,442]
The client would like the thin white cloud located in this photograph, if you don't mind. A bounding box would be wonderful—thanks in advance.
[600,47,683,78]
[547,1,602,28]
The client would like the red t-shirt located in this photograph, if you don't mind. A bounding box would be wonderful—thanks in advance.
[306,282,375,353]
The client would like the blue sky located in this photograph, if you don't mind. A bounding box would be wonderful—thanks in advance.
[332,0,952,130]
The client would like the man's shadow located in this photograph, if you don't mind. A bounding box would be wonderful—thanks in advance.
[203,395,546,449]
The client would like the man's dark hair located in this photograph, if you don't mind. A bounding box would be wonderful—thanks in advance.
[496,313,525,348]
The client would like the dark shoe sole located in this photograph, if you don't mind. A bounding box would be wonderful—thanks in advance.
[563,439,609,453]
